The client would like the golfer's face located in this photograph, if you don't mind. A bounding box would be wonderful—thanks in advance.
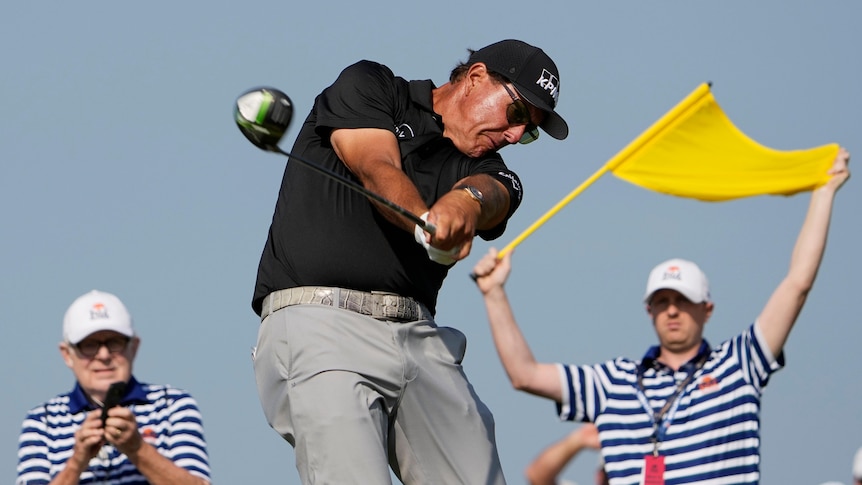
[648,289,711,353]
[446,68,544,157]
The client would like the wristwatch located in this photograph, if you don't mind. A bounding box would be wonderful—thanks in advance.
[454,185,484,206]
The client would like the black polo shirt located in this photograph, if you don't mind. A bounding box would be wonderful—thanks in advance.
[252,60,522,315]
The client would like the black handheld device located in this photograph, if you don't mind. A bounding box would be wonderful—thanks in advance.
[100,381,127,426]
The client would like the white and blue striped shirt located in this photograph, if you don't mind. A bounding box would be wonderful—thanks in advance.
[558,323,782,485]
[17,376,210,484]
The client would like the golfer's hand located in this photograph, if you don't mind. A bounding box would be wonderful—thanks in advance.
[425,192,481,258]
[415,213,460,265]
[472,248,512,294]
[104,406,143,456]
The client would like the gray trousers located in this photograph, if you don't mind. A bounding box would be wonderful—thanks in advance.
[253,304,506,485]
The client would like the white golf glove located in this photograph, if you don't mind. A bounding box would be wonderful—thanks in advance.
[414,212,459,265]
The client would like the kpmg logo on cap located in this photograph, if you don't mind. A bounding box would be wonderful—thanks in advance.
[536,69,559,105]
[90,303,110,321]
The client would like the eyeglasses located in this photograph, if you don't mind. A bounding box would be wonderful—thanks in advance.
[73,337,130,358]
[501,83,540,145]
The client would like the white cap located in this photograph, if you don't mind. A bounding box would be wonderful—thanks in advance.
[853,446,862,480]
[63,290,135,344]
[644,258,711,304]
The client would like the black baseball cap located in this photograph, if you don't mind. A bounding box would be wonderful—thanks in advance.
[469,39,569,140]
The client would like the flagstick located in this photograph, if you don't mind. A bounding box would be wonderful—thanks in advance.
[495,82,713,260]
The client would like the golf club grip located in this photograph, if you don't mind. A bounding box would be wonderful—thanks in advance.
[273,147,435,235]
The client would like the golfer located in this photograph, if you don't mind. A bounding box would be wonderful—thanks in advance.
[250,39,569,484]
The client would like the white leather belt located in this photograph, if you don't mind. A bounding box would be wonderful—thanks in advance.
[260,287,432,322]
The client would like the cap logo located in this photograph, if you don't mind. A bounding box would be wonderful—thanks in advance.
[662,266,682,281]
[90,303,110,321]
[536,69,559,105]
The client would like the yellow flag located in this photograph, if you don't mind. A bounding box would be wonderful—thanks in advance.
[496,83,838,258]
[612,83,838,201]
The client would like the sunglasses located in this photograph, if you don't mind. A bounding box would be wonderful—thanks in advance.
[501,83,540,145]
[73,336,131,358]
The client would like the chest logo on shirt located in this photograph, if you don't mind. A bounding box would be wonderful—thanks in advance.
[141,427,158,444]
[394,123,414,140]
[698,375,720,394]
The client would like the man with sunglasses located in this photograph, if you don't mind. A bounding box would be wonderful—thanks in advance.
[17,290,210,485]
[251,39,568,484]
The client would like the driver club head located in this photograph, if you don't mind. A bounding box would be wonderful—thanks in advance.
[235,87,293,152]
[233,85,436,235]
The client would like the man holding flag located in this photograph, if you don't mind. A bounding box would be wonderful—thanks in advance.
[473,148,850,484]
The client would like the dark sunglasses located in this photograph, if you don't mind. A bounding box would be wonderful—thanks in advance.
[74,336,130,358]
[501,83,540,145]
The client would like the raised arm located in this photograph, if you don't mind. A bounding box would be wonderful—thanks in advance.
[757,147,851,357]
[473,249,563,401]
[525,424,601,485]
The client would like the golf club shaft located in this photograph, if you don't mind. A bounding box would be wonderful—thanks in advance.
[271,146,436,234]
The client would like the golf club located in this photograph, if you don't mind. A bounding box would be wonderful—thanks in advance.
[234,87,435,234]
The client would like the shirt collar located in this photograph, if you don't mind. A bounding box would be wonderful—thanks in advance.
[408,79,436,113]
[639,340,711,373]
[408,79,445,131]
[68,376,149,414]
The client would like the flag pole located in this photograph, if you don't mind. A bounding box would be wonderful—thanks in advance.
[495,82,713,260]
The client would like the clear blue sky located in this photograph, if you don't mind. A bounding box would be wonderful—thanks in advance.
[3,2,860,484]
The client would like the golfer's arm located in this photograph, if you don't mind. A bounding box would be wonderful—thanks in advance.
[483,285,562,401]
[331,127,428,231]
[757,185,837,357]
[450,174,511,230]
